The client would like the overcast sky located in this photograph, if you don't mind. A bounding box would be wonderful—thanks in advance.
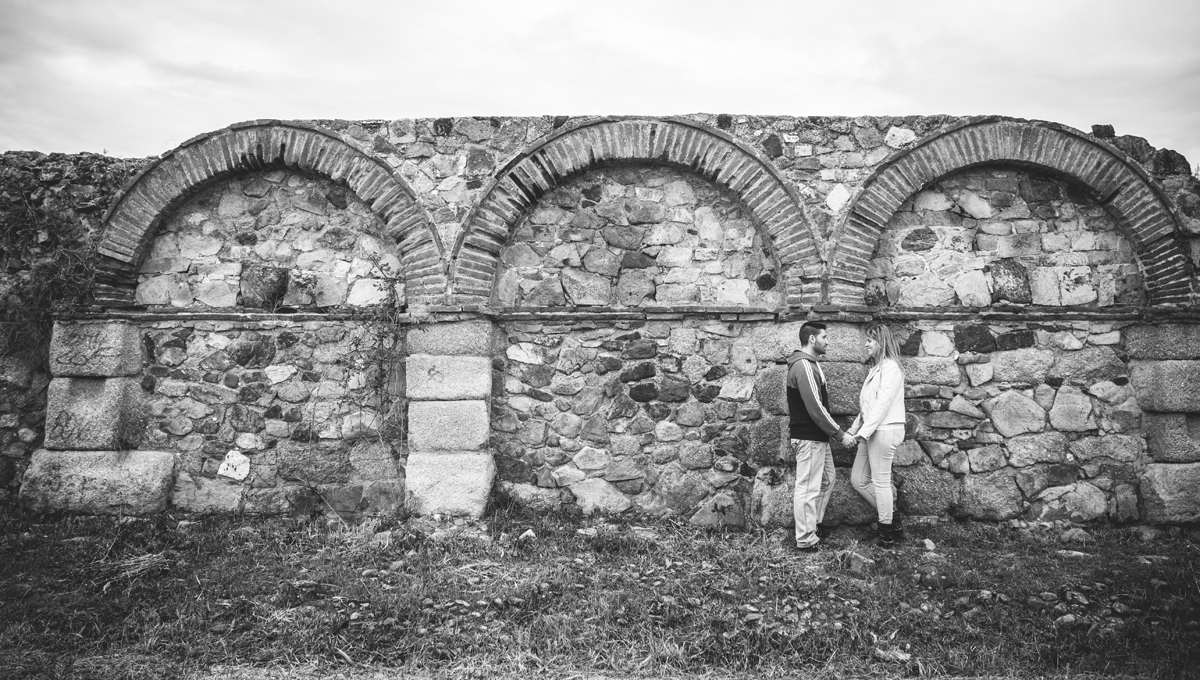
[1,0,1197,167]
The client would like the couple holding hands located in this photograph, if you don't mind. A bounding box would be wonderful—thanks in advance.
[785,322,907,552]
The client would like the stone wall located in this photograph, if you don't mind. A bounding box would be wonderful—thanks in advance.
[4,114,1200,526]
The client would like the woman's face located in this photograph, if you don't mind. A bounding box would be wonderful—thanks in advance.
[865,336,881,358]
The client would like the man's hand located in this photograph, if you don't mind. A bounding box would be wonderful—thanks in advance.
[840,432,857,448]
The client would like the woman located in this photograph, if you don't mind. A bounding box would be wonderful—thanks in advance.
[847,324,907,546]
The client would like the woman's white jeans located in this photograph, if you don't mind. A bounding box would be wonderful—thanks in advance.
[850,425,905,523]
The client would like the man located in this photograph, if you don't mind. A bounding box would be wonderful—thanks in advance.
[787,321,856,552]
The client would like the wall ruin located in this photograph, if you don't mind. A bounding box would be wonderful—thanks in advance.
[3,114,1199,527]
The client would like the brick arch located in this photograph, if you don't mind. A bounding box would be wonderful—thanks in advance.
[830,118,1192,305]
[95,120,443,306]
[450,117,820,306]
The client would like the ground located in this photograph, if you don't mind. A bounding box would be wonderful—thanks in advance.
[1,503,1197,680]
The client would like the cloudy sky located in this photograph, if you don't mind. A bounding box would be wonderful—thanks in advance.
[1,0,1197,166]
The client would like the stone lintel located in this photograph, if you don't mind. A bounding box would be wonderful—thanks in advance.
[19,449,175,515]
[405,450,496,518]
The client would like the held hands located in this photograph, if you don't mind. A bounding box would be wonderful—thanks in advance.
[839,432,857,448]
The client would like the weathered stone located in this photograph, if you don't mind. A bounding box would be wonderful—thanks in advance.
[822,362,869,415]
[966,362,993,386]
[1141,462,1200,523]
[901,357,960,386]
[405,451,495,518]
[994,329,1036,351]
[986,260,1032,304]
[1049,347,1126,385]
[44,377,145,450]
[954,324,995,354]
[20,449,175,515]
[748,417,788,465]
[1015,466,1049,498]
[498,481,563,512]
[983,391,1045,437]
[689,492,746,528]
[342,411,380,439]
[754,364,788,416]
[968,445,1007,473]
[561,268,612,306]
[407,355,491,400]
[1112,482,1139,522]
[1124,325,1200,360]
[1006,431,1068,467]
[750,467,794,527]
[407,321,495,356]
[49,323,143,377]
[1067,435,1142,463]
[893,439,925,466]
[349,440,400,481]
[569,478,633,515]
[615,269,655,306]
[926,411,981,429]
[170,470,243,513]
[990,349,1055,384]
[656,465,713,514]
[408,400,489,451]
[891,463,955,516]
[573,446,611,471]
[239,265,289,309]
[523,276,566,305]
[1049,386,1095,431]
[1130,360,1200,412]
[1145,413,1200,462]
[1032,482,1107,522]
[957,469,1024,520]
[822,467,877,525]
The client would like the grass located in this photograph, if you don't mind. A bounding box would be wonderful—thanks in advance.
[0,502,1197,680]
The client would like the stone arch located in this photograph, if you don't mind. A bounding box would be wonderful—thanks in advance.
[95,120,443,306]
[831,118,1192,305]
[450,118,820,306]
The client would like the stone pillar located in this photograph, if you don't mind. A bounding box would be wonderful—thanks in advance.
[19,322,176,515]
[403,320,497,518]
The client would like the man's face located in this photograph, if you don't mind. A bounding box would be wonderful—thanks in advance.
[812,329,828,356]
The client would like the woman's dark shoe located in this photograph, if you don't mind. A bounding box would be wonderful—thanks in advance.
[877,517,904,547]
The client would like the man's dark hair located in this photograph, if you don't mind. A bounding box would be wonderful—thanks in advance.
[798,321,827,346]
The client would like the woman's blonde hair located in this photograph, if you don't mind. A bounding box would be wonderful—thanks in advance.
[865,324,904,376]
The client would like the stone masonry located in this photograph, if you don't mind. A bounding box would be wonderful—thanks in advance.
[4,114,1199,527]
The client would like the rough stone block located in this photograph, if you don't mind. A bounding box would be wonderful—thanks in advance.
[895,463,958,516]
[1130,361,1200,412]
[1032,482,1107,522]
[821,467,876,525]
[406,354,492,400]
[406,321,496,357]
[754,364,788,416]
[1048,347,1126,385]
[49,322,144,377]
[568,478,633,515]
[44,377,146,450]
[408,400,489,451]
[990,348,1055,384]
[405,451,496,518]
[171,470,244,513]
[957,469,1024,520]
[1125,324,1200,360]
[900,357,960,386]
[983,391,1045,437]
[1141,462,1200,523]
[19,449,175,515]
[822,362,869,415]
[1145,413,1200,463]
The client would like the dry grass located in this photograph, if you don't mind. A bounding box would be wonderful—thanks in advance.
[0,505,1197,680]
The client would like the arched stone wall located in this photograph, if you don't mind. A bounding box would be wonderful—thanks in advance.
[95,121,443,306]
[451,118,820,306]
[831,118,1192,306]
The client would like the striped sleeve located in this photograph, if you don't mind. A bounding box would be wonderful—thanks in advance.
[796,360,842,437]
